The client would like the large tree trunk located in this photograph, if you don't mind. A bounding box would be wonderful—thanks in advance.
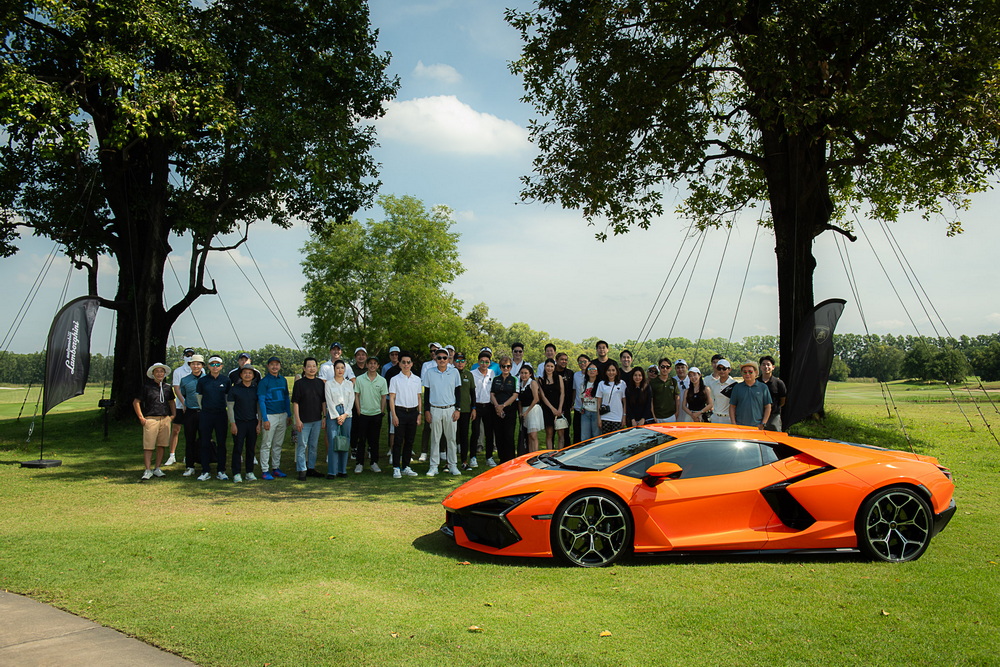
[99,140,182,420]
[760,127,834,381]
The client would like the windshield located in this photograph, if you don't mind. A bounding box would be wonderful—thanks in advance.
[547,427,675,471]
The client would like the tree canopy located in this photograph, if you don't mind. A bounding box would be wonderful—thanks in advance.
[300,194,469,358]
[506,0,1000,377]
[0,0,398,414]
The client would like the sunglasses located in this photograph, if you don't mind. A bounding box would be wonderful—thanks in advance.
[209,363,222,367]
[501,364,512,369]
[436,355,448,360]
[659,365,670,369]
[717,365,728,370]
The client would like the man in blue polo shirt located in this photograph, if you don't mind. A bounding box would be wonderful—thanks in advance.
[422,348,462,477]
[257,356,291,480]
[728,361,772,428]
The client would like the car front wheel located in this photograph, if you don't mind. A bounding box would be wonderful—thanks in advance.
[856,486,933,562]
[552,491,632,567]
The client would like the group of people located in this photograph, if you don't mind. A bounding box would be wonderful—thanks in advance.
[132,341,788,481]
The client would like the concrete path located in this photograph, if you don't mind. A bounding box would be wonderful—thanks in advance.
[0,591,194,666]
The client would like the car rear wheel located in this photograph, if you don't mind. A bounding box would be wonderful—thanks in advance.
[856,486,933,562]
[552,491,632,567]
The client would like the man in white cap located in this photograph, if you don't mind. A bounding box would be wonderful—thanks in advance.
[134,362,176,480]
[417,342,443,462]
[381,346,400,376]
[167,347,196,465]
[672,359,691,421]
[704,359,736,424]
[177,354,207,476]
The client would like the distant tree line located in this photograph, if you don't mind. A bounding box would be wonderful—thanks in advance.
[2,326,995,387]
[830,334,998,383]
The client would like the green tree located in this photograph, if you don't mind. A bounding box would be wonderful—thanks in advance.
[300,195,468,360]
[903,340,937,381]
[931,348,972,384]
[857,345,904,382]
[506,0,1000,378]
[0,1,397,415]
[829,356,850,382]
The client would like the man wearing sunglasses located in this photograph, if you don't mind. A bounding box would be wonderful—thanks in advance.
[422,350,462,476]
[650,357,680,423]
[704,359,736,424]
[196,355,232,480]
[728,361,772,429]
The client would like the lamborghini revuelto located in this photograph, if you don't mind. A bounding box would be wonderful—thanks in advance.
[440,423,956,567]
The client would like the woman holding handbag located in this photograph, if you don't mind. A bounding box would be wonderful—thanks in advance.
[578,363,601,442]
[518,365,544,453]
[324,359,355,478]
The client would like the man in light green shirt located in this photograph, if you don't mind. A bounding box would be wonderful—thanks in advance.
[354,356,388,473]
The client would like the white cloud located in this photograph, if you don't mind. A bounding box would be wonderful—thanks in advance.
[376,96,531,156]
[750,284,778,296]
[874,319,906,329]
[413,61,462,85]
[455,209,476,222]
[987,312,1000,324]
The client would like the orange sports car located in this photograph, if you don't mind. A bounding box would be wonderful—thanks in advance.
[441,423,956,567]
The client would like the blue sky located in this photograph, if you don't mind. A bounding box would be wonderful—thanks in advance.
[2,0,999,355]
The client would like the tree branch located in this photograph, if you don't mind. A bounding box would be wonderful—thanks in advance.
[821,223,858,242]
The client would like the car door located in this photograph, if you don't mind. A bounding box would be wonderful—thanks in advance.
[621,440,786,551]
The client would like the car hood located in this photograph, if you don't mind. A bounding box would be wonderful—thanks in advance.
[443,452,591,509]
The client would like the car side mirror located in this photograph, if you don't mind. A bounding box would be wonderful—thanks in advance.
[642,462,683,487]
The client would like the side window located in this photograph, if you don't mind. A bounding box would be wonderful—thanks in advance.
[618,440,766,479]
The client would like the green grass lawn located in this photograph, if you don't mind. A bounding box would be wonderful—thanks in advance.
[1,382,998,666]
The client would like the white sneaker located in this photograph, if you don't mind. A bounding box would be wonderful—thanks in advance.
[487,457,497,467]
[245,473,257,481]
[426,467,438,477]
[470,457,478,468]
[393,467,402,479]
[402,467,418,477]
[164,453,176,466]
[183,467,196,476]
[418,452,427,462]
[141,469,153,480]
[354,464,363,474]
[197,472,211,481]
[152,468,166,478]
[233,474,243,483]
[370,463,381,473]
[448,465,461,476]
[217,472,229,481]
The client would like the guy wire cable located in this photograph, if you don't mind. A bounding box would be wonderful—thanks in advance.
[632,219,698,357]
[245,241,303,352]
[879,219,1000,423]
[727,213,763,342]
[693,212,737,361]
[854,211,974,435]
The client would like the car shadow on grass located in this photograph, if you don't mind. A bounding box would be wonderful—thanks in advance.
[413,528,868,569]
[411,530,567,568]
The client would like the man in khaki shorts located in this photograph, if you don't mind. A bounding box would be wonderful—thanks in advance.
[133,362,176,480]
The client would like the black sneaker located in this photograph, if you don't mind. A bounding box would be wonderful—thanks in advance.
[326,473,337,479]
[337,473,348,478]
[307,469,323,478]
[297,471,307,481]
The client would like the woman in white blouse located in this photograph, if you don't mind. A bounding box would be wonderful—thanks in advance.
[596,362,626,434]
[324,360,355,478]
